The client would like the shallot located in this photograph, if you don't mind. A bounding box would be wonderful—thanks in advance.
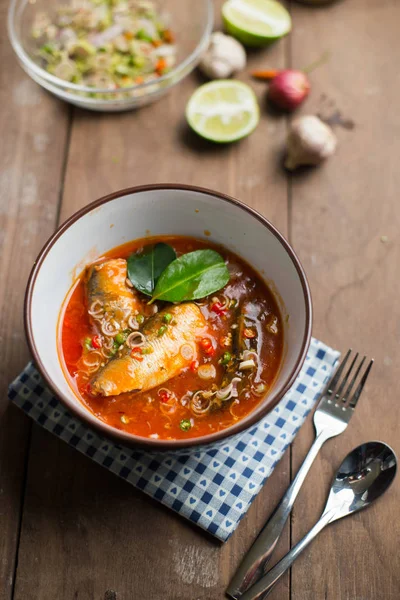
[269,70,310,111]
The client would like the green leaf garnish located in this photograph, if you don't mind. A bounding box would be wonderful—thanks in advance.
[127,243,176,296]
[150,249,230,304]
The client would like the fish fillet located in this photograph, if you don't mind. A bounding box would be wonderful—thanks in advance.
[90,303,207,396]
[86,258,141,329]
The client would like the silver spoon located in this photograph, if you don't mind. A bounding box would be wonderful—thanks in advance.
[240,441,397,600]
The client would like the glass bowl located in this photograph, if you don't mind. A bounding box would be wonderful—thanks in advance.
[8,0,213,111]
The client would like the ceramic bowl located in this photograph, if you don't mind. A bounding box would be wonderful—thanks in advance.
[25,184,312,451]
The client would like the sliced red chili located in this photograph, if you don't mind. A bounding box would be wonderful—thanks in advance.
[92,335,102,349]
[200,338,212,350]
[159,391,170,403]
[131,347,143,361]
[211,301,227,316]
[190,360,199,373]
[200,337,215,356]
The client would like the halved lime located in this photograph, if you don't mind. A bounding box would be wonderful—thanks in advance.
[186,80,259,143]
[222,0,291,47]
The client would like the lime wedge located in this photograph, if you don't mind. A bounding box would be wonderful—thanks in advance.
[186,81,259,144]
[222,0,291,46]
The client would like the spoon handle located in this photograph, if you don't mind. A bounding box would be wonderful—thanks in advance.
[227,431,330,599]
[240,508,335,600]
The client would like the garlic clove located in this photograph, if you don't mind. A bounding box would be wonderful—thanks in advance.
[200,57,233,79]
[199,31,246,80]
[285,115,337,170]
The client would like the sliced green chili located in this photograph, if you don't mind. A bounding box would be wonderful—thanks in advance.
[179,419,192,432]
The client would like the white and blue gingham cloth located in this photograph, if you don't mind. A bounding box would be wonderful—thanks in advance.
[8,338,339,542]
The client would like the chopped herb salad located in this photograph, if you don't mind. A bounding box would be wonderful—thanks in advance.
[31,0,176,92]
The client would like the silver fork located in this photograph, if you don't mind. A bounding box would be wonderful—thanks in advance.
[227,350,373,600]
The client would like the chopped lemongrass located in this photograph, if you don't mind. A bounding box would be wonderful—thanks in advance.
[266,316,279,335]
[180,344,194,360]
[126,331,146,348]
[254,382,267,396]
[198,364,217,380]
[239,359,256,370]
[243,327,256,339]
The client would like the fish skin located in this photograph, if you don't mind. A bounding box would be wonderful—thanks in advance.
[90,303,207,396]
[86,258,141,328]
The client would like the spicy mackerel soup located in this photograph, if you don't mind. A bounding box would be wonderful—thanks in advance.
[60,236,284,441]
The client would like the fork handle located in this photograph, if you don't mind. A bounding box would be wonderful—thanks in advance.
[239,508,336,600]
[226,430,331,599]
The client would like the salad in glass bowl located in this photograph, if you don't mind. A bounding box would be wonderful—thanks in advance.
[32,0,177,95]
[8,0,213,111]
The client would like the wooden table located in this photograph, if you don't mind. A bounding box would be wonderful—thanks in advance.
[1,0,400,598]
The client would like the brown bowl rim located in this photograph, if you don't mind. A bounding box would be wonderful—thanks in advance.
[24,184,313,451]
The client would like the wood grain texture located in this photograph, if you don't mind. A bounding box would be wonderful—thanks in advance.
[0,0,70,595]
[289,0,400,599]
[6,0,400,598]
[12,2,292,599]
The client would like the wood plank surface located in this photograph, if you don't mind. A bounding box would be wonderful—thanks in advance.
[3,0,400,598]
[11,2,292,599]
[289,1,400,599]
[0,0,70,596]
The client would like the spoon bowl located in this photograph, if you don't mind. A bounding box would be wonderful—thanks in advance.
[241,441,397,600]
[327,441,397,522]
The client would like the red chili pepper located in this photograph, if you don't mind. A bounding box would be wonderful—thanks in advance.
[85,383,92,395]
[211,301,226,316]
[200,338,212,350]
[200,338,215,356]
[131,347,143,361]
[190,360,199,373]
[159,390,170,403]
[251,69,279,81]
[92,335,102,349]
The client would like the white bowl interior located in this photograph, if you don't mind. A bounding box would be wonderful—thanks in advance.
[29,188,310,442]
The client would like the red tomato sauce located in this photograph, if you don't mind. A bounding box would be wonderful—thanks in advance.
[59,236,284,440]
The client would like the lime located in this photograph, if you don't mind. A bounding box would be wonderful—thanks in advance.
[186,80,259,143]
[222,0,291,47]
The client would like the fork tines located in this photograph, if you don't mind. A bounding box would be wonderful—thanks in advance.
[327,349,373,409]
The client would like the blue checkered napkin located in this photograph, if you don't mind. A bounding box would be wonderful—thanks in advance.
[8,338,339,542]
